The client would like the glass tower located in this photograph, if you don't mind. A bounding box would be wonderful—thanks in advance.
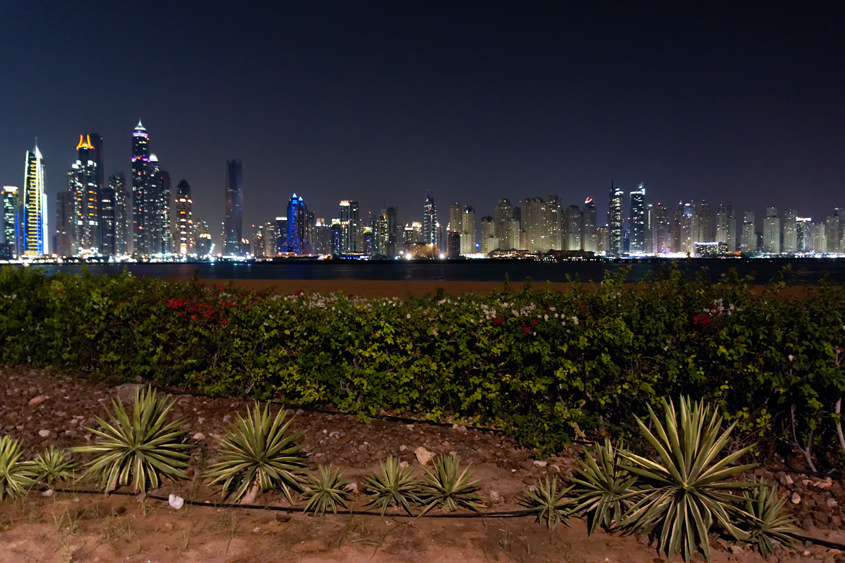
[23,143,47,256]
[224,160,243,255]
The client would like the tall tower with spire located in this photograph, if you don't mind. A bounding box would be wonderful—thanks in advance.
[422,193,437,248]
[131,120,151,255]
[23,142,47,256]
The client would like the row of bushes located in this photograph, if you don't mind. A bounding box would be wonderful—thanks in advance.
[0,265,843,464]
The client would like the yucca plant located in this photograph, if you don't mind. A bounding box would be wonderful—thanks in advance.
[302,464,352,521]
[74,386,190,493]
[571,438,638,535]
[364,455,422,516]
[520,476,572,529]
[420,454,484,514]
[31,446,76,486]
[620,396,757,563]
[737,479,799,559]
[203,403,305,503]
[0,435,35,500]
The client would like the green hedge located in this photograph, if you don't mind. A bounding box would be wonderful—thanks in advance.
[0,265,843,462]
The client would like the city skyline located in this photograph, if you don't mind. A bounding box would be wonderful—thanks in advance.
[1,2,843,234]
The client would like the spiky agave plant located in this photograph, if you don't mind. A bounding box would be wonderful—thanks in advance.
[74,386,190,493]
[420,454,485,514]
[31,446,76,487]
[737,479,799,559]
[620,396,757,563]
[520,476,572,529]
[302,464,352,521]
[203,403,305,503]
[570,438,638,535]
[364,455,421,516]
[0,435,35,500]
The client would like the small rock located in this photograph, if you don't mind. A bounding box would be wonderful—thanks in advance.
[452,424,467,432]
[814,477,833,490]
[191,432,206,441]
[275,513,291,523]
[168,494,184,509]
[399,445,407,451]
[345,482,358,494]
[533,460,548,468]
[115,383,144,403]
[38,429,50,438]
[791,492,802,504]
[550,464,562,474]
[399,461,409,469]
[415,446,435,466]
[827,498,839,508]
[449,450,457,457]
[41,489,53,497]
[780,473,795,486]
[441,441,450,447]
[489,490,501,503]
[28,396,46,406]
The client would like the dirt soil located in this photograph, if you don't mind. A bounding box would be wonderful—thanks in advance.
[1,366,843,563]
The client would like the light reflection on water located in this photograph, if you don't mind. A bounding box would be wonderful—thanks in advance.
[20,258,845,284]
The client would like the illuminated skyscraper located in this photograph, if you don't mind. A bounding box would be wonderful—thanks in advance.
[629,184,645,253]
[131,121,151,255]
[564,204,581,251]
[286,193,310,254]
[422,193,437,248]
[110,174,129,256]
[460,205,476,254]
[339,200,359,253]
[763,207,780,254]
[608,182,624,255]
[175,179,193,256]
[782,209,797,254]
[148,156,172,255]
[741,210,755,252]
[70,134,100,254]
[1,186,21,258]
[582,198,597,252]
[23,143,47,256]
[715,204,736,252]
[223,160,243,255]
[55,190,74,257]
[480,216,497,253]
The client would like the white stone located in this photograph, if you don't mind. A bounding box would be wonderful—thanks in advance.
[168,494,184,509]
[38,429,50,438]
[415,446,435,466]
[790,492,801,504]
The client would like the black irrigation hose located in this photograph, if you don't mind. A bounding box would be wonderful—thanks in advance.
[47,487,845,551]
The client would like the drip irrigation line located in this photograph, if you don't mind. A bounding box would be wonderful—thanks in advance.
[43,487,845,551]
[51,487,535,519]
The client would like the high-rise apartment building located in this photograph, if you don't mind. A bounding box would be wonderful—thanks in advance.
[796,217,812,253]
[339,200,359,253]
[715,204,736,252]
[652,202,671,253]
[110,174,129,256]
[782,210,797,254]
[2,186,21,259]
[148,156,172,255]
[70,135,100,254]
[763,207,780,254]
[422,193,437,248]
[582,198,597,252]
[175,179,193,256]
[741,210,755,252]
[460,205,476,255]
[629,184,645,253]
[23,143,47,256]
[608,182,624,255]
[521,198,547,252]
[563,204,582,251]
[287,193,310,254]
[223,159,243,255]
[546,195,561,250]
[131,121,151,255]
[480,216,497,253]
[55,190,74,257]
[494,199,519,250]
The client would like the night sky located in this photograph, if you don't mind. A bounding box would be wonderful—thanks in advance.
[1,1,843,239]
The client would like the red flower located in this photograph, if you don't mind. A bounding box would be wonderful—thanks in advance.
[692,313,710,326]
[522,324,530,334]
[532,319,538,325]
[221,320,228,325]
[492,317,505,324]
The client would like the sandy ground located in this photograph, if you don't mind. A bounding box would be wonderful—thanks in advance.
[1,367,843,562]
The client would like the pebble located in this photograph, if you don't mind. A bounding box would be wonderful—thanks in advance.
[791,492,802,504]
[415,446,435,465]
[28,396,46,406]
[38,429,50,438]
[533,460,548,468]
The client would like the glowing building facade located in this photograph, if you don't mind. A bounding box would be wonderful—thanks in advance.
[23,144,47,256]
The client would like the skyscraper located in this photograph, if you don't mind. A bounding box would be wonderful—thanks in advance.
[741,210,756,252]
[629,184,645,253]
[70,134,100,254]
[338,200,359,253]
[1,186,20,259]
[55,190,74,257]
[582,198,597,253]
[608,182,624,255]
[763,207,780,254]
[131,121,151,255]
[223,159,243,255]
[782,210,797,254]
[422,193,437,248]
[460,205,476,255]
[110,173,129,256]
[23,143,47,256]
[564,204,582,251]
[148,156,172,255]
[287,193,309,254]
[715,204,736,252]
[175,179,194,256]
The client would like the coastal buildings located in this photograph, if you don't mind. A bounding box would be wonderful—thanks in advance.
[23,143,47,256]
[223,159,243,255]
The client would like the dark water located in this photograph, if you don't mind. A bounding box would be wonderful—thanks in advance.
[18,257,845,284]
